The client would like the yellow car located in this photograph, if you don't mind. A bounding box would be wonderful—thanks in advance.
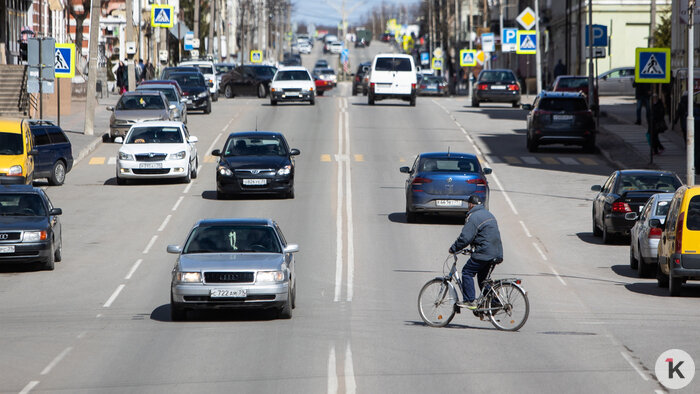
[0,118,35,185]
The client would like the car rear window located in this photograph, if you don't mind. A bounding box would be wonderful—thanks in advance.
[275,71,311,81]
[686,196,700,230]
[184,225,281,253]
[0,132,24,155]
[0,194,46,216]
[556,78,588,89]
[538,98,588,112]
[126,127,183,144]
[47,128,68,143]
[375,57,412,72]
[616,175,681,193]
[419,158,480,172]
[479,71,516,82]
[656,200,671,216]
[171,73,205,87]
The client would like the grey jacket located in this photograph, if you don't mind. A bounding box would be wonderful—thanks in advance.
[449,205,503,262]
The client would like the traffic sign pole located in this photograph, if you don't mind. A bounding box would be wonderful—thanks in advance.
[688,0,696,185]
[535,0,542,94]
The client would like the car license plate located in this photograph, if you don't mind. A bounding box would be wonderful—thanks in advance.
[428,84,437,89]
[243,179,267,185]
[0,245,15,253]
[210,289,247,298]
[435,200,463,207]
[553,115,574,121]
[490,85,506,90]
[139,163,162,169]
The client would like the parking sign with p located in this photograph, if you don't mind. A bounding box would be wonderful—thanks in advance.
[502,28,517,52]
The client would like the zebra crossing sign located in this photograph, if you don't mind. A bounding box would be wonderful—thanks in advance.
[54,43,75,79]
[635,47,670,83]
[151,5,174,28]
[516,30,536,54]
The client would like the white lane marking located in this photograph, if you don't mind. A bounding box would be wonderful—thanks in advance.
[103,284,125,307]
[183,182,193,194]
[620,351,649,381]
[125,259,143,280]
[345,110,354,302]
[345,342,356,394]
[107,157,116,165]
[558,157,579,165]
[206,133,223,156]
[519,221,532,237]
[172,196,184,211]
[40,347,72,375]
[532,242,548,261]
[521,156,540,165]
[334,113,344,303]
[19,381,39,394]
[221,119,233,132]
[196,164,202,174]
[142,235,158,254]
[96,314,103,318]
[327,345,338,394]
[655,391,665,394]
[158,215,172,232]
[76,331,87,339]
[549,266,567,286]
[489,172,518,215]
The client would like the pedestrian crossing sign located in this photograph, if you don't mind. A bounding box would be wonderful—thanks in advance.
[250,50,263,64]
[151,5,174,28]
[460,49,477,67]
[516,30,536,54]
[432,57,443,71]
[54,43,75,79]
[635,47,670,83]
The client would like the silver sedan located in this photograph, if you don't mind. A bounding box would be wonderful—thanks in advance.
[627,193,673,278]
[168,218,298,321]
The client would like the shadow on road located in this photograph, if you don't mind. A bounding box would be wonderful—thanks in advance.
[103,177,188,186]
[201,190,289,201]
[404,320,495,331]
[387,212,464,225]
[623,282,700,298]
[610,264,640,279]
[0,263,43,273]
[457,107,528,121]
[151,304,279,322]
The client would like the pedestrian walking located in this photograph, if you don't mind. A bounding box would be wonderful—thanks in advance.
[116,61,125,94]
[553,59,566,79]
[633,81,651,125]
[647,94,666,154]
[674,93,688,140]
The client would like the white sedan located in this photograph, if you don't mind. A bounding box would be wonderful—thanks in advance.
[269,67,316,105]
[115,121,198,185]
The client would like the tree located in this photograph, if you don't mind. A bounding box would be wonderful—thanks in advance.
[68,0,91,65]
[180,0,211,46]
[653,10,671,49]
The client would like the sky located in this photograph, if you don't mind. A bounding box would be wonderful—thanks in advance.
[292,0,417,27]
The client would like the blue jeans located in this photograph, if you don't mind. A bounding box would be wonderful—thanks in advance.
[636,98,649,123]
[461,258,492,302]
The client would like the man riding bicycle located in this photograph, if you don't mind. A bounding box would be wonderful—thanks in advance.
[449,194,503,310]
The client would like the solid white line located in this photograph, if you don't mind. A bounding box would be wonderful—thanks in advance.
[532,242,548,261]
[107,157,116,165]
[40,347,72,375]
[103,284,125,308]
[519,220,532,237]
[345,111,354,302]
[158,215,172,232]
[183,182,193,194]
[327,345,338,394]
[334,113,344,302]
[489,172,518,215]
[345,342,356,394]
[654,390,665,394]
[206,133,223,156]
[549,267,567,286]
[196,164,202,174]
[620,351,649,381]
[142,235,158,254]
[19,381,39,394]
[125,259,143,280]
[172,196,184,211]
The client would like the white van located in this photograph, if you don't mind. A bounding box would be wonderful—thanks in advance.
[179,60,219,101]
[368,54,417,106]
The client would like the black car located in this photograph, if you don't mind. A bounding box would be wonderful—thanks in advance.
[352,62,371,96]
[220,65,277,99]
[471,69,521,107]
[28,120,73,186]
[170,72,211,114]
[160,66,199,80]
[0,185,62,270]
[591,170,682,244]
[282,53,302,67]
[523,91,596,152]
[314,59,329,69]
[212,132,300,199]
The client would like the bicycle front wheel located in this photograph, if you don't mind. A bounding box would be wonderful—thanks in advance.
[418,278,458,327]
[488,283,529,331]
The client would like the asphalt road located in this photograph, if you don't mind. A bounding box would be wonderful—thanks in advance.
[1,42,698,394]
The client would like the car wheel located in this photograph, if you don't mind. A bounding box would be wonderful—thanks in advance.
[190,158,198,179]
[669,271,683,296]
[257,83,266,98]
[352,87,357,96]
[657,261,669,287]
[409,94,416,106]
[310,98,315,105]
[592,209,602,236]
[405,204,417,223]
[116,175,128,185]
[42,246,55,271]
[317,90,325,96]
[224,84,234,98]
[471,99,480,107]
[368,93,375,105]
[270,99,278,106]
[286,187,295,199]
[583,140,596,153]
[638,252,654,278]
[204,100,212,114]
[212,92,218,102]
[278,289,293,319]
[602,223,613,244]
[182,165,191,184]
[48,160,67,186]
[362,88,368,96]
[170,295,187,321]
[54,240,62,262]
[629,245,638,270]
[526,135,538,153]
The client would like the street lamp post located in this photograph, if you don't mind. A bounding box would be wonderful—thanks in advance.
[688,0,696,185]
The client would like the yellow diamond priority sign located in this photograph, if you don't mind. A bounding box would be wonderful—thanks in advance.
[516,7,536,30]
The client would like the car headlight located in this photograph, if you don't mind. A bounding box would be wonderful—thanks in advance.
[169,151,186,160]
[176,272,202,283]
[198,91,209,98]
[7,165,22,176]
[257,270,285,282]
[23,231,47,242]
[218,165,233,176]
[277,165,292,176]
[118,151,134,160]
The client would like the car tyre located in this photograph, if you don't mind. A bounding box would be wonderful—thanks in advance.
[310,98,315,105]
[116,175,128,185]
[638,255,654,278]
[512,101,520,108]
[592,210,602,236]
[657,263,669,287]
[583,140,596,153]
[271,99,278,106]
[48,160,66,186]
[669,271,683,296]
[54,240,62,262]
[317,90,325,96]
[409,94,416,106]
[191,158,198,179]
[278,290,293,319]
[629,246,638,270]
[471,98,480,107]
[224,84,234,98]
[212,92,218,102]
[42,246,55,271]
[405,204,418,223]
[182,165,192,184]
[204,100,212,114]
[286,187,295,199]
[257,84,266,98]
[602,223,614,244]
[368,93,375,105]
[352,86,357,96]
[526,135,538,153]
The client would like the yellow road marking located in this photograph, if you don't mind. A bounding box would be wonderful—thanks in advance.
[578,157,598,166]
[503,156,522,164]
[204,155,217,163]
[540,157,559,165]
[89,157,105,165]
[399,157,406,162]
[354,154,364,162]
[321,154,332,162]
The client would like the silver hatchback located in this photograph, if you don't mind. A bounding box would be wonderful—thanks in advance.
[627,193,674,278]
[168,218,298,321]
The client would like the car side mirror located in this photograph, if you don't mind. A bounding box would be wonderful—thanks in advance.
[106,106,114,111]
[181,98,188,103]
[167,245,182,254]
[114,137,124,144]
[29,149,39,156]
[283,244,299,253]
[591,185,602,192]
[399,166,411,173]
[521,104,533,110]
[49,208,62,216]
[483,168,492,175]
[211,149,221,156]
[290,148,300,156]
[188,136,198,143]
[624,212,638,221]
[169,104,177,110]
[649,219,664,229]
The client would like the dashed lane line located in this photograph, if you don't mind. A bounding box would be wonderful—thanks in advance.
[142,235,158,254]
[19,381,39,394]
[102,284,125,308]
[40,347,72,376]
[125,259,143,280]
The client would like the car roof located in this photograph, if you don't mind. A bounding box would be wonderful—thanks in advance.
[315,68,335,72]
[538,91,586,98]
[0,184,41,193]
[228,131,284,138]
[141,79,180,85]
[196,218,274,227]
[0,118,25,133]
[375,53,413,59]
[555,75,587,80]
[419,152,479,159]
[277,66,308,72]
[180,60,214,66]
[136,84,175,90]
[131,121,184,128]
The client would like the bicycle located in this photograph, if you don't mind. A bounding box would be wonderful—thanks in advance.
[417,250,530,331]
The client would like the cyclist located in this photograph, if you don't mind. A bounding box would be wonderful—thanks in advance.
[448,194,503,310]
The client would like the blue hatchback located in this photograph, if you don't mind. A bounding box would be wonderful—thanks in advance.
[400,152,491,222]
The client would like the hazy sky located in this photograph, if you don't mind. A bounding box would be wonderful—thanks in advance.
[292,0,417,27]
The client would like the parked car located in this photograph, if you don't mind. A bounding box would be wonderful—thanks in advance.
[380,33,393,42]
[323,35,338,53]
[418,75,449,96]
[352,62,371,96]
[626,193,673,278]
[591,170,682,244]
[0,185,62,270]
[598,67,635,96]
[168,218,299,321]
[400,152,491,223]
[160,66,199,80]
[471,69,520,107]
[551,75,599,108]
[107,91,174,141]
[368,54,417,106]
[136,84,188,124]
[523,91,596,152]
[170,72,212,114]
[220,65,277,99]
[282,53,302,67]
[0,118,35,185]
[114,121,198,185]
[28,120,73,186]
[269,67,316,105]
[138,79,184,98]
[314,59,329,69]
[179,60,219,101]
[211,131,300,199]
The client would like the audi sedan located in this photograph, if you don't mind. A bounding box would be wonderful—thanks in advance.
[168,218,298,321]
[471,69,521,108]
[400,152,491,222]
[212,131,300,199]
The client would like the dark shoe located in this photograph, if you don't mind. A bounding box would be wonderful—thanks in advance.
[457,300,477,310]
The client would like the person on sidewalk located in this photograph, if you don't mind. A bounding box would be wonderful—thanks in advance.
[553,59,566,79]
[648,94,666,155]
[634,82,651,125]
[674,93,688,140]
[116,61,125,94]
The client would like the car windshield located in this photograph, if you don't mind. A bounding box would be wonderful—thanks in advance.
[315,61,328,67]
[479,71,515,82]
[616,175,681,193]
[557,78,588,89]
[656,200,671,216]
[318,69,335,75]
[538,98,588,111]
[138,88,177,102]
[223,136,288,156]
[183,225,281,253]
[171,73,205,87]
[275,71,311,81]
[116,95,166,110]
[126,127,183,144]
[0,194,46,216]
[374,57,412,72]
[253,66,277,78]
[0,132,23,155]
[419,157,480,172]
[194,65,214,74]
[215,64,235,74]
[424,76,444,83]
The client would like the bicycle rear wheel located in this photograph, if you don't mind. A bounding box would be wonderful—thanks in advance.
[418,278,458,327]
[487,283,529,331]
